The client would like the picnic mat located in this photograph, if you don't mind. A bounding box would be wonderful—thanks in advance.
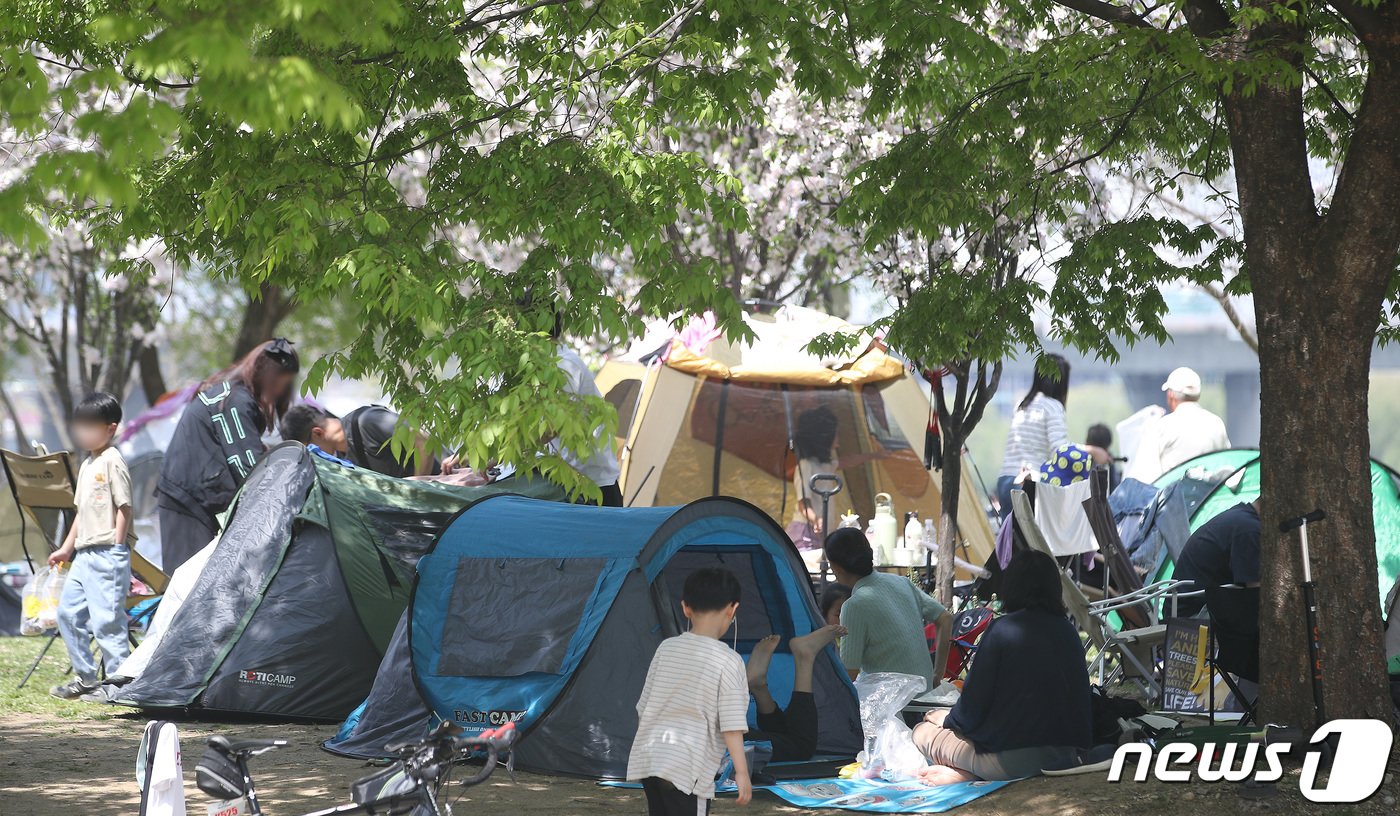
[603,777,1012,813]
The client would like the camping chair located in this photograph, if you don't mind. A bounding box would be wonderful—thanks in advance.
[1011,490,1180,698]
[1083,468,1154,630]
[1,447,77,571]
[125,549,168,646]
[1203,585,1261,725]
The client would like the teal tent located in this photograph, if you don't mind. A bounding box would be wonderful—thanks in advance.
[1152,449,1400,608]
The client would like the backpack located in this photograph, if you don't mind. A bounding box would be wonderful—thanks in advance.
[1090,686,1147,745]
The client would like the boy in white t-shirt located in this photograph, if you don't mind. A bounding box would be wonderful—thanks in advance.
[48,392,136,700]
[628,568,752,815]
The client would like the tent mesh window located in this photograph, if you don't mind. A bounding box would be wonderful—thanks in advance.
[436,557,606,677]
[657,380,888,523]
[364,506,461,570]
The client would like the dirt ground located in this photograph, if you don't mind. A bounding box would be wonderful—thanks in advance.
[2,638,1398,816]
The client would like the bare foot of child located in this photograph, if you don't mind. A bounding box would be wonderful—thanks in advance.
[748,634,781,689]
[790,624,846,659]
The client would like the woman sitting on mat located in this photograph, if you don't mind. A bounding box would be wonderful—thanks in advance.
[912,550,1092,784]
[744,623,846,762]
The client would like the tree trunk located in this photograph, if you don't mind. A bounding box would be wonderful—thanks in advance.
[231,282,296,361]
[0,383,32,454]
[935,430,964,608]
[1253,264,1391,724]
[1218,8,1400,725]
[137,344,168,404]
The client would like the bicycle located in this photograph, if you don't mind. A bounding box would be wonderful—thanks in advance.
[194,720,516,816]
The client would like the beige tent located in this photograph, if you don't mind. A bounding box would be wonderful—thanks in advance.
[595,306,995,575]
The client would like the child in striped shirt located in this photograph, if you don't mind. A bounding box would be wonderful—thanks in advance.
[628,568,753,815]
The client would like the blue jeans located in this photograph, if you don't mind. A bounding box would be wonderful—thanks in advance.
[57,544,131,682]
[996,475,1017,521]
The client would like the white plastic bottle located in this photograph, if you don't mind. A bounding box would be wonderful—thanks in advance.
[871,493,898,565]
[904,511,922,551]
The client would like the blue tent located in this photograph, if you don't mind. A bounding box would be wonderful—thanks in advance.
[409,495,862,777]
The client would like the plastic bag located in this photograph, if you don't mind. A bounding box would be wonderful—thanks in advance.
[21,564,66,635]
[852,672,929,781]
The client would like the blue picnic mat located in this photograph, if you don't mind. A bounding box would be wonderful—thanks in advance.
[602,777,1012,813]
[759,778,1011,812]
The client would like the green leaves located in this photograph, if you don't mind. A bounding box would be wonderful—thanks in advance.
[2,0,1374,496]
[0,48,48,131]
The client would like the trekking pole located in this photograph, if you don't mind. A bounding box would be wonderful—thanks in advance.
[1280,508,1327,729]
[810,474,843,584]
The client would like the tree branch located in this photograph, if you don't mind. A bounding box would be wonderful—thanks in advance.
[1324,0,1390,38]
[0,381,33,454]
[1180,0,1234,38]
[1049,76,1154,176]
[1303,64,1356,125]
[1051,0,1154,28]
[454,0,575,34]
[1201,282,1259,353]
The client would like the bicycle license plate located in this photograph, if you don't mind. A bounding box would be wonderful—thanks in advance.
[208,797,249,816]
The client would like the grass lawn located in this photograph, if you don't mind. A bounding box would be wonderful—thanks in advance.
[0,628,126,719]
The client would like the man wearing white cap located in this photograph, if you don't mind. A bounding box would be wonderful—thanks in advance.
[1127,367,1231,482]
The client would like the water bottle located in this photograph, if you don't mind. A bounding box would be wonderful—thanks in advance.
[871,493,898,565]
[904,511,922,551]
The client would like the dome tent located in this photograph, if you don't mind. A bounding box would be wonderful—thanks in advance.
[324,610,426,759]
[1150,448,1400,609]
[595,305,995,574]
[409,495,863,777]
[113,443,564,720]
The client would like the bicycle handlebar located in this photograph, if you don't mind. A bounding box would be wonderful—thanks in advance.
[438,721,517,787]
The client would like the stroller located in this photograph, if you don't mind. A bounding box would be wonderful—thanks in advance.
[926,606,995,681]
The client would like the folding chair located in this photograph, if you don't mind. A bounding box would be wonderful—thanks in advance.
[2,448,77,689]
[1203,585,1260,725]
[1,448,76,571]
[1012,489,1183,698]
[1083,468,1154,630]
[126,549,168,646]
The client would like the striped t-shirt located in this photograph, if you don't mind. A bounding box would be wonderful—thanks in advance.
[999,393,1069,477]
[627,632,749,798]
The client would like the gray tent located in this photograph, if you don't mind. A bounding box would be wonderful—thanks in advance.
[323,612,430,757]
[115,443,564,720]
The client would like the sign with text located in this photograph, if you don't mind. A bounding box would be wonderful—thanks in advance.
[1161,617,1212,713]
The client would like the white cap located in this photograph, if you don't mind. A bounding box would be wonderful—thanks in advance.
[1161,367,1202,398]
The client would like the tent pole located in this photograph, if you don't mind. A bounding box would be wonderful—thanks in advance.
[711,381,730,497]
[780,385,794,523]
[620,357,660,471]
